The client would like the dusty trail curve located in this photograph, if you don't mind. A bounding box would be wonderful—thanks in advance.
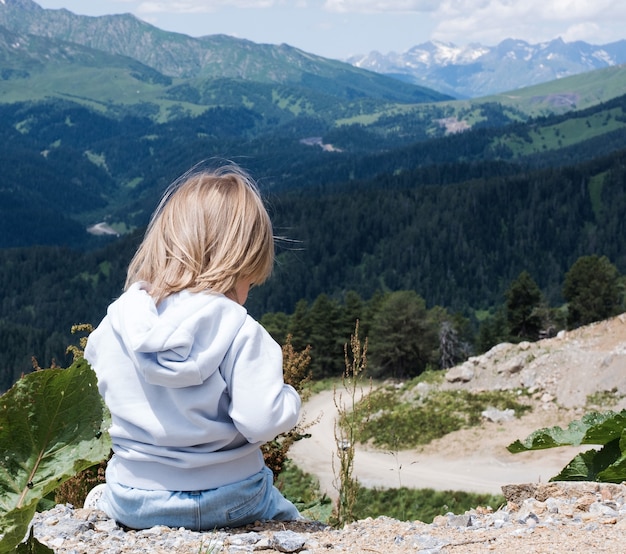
[291,315,626,500]
[289,389,591,500]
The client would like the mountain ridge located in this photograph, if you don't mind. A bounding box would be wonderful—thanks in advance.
[0,0,448,105]
[348,37,626,98]
[5,0,626,104]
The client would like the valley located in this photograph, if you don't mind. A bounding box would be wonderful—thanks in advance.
[0,0,625,403]
[0,3,625,551]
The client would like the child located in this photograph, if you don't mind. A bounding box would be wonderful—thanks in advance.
[83,164,302,530]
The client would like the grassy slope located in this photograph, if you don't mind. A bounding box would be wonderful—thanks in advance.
[484,64,626,114]
[333,64,626,145]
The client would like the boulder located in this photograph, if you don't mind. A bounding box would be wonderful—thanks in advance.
[445,362,475,383]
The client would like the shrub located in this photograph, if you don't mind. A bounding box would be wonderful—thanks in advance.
[355,387,531,450]
[262,335,314,478]
[354,485,504,523]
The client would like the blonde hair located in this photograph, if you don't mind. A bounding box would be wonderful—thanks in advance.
[125,164,274,304]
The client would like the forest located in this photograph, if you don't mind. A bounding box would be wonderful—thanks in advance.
[1,147,625,391]
[1,92,626,392]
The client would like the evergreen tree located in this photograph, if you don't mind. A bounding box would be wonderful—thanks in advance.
[307,294,343,378]
[337,290,364,345]
[563,255,622,329]
[505,271,544,341]
[259,311,290,343]
[287,299,311,352]
[476,308,509,354]
[368,290,438,378]
[360,289,385,340]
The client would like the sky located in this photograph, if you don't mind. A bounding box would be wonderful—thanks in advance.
[34,0,626,60]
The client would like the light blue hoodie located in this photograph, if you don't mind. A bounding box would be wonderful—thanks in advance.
[84,282,301,491]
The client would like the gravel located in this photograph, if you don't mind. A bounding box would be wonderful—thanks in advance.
[29,482,626,553]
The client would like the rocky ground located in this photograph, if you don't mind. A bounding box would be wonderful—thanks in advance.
[29,313,626,553]
[30,481,626,553]
[441,312,626,411]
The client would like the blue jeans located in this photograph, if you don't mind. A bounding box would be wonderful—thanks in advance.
[98,466,301,530]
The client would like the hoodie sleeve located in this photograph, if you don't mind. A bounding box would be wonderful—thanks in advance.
[222,316,301,444]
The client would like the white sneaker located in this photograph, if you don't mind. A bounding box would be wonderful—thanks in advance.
[83,483,106,509]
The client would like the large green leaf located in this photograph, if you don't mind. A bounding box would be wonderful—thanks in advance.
[0,359,110,553]
[596,432,626,482]
[15,529,54,553]
[552,439,622,481]
[583,412,626,445]
[508,409,626,484]
[507,410,624,453]
[0,506,36,554]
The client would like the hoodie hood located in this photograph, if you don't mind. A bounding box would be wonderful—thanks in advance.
[106,282,248,388]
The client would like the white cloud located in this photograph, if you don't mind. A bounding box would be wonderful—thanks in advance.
[127,0,626,29]
[537,0,614,20]
[323,0,439,12]
[429,0,626,45]
[136,0,276,14]
[561,22,601,43]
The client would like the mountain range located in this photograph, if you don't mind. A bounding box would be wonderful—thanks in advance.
[3,0,626,101]
[1,0,626,242]
[0,0,446,106]
[1,0,626,391]
[348,38,626,98]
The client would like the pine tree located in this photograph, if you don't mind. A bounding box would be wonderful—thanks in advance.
[505,270,544,341]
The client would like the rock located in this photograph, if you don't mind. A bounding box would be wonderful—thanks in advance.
[411,533,448,551]
[445,363,474,383]
[501,482,626,505]
[228,531,263,545]
[481,407,515,423]
[483,342,513,359]
[26,485,626,554]
[497,356,524,375]
[270,530,307,552]
[521,371,537,389]
[446,514,474,527]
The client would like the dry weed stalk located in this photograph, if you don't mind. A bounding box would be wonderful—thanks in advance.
[55,460,107,506]
[332,321,370,527]
[66,323,94,362]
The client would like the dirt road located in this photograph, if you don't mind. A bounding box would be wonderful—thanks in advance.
[290,315,626,500]
[289,389,587,500]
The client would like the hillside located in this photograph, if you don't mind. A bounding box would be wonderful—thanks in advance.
[291,313,626,499]
[1,116,625,390]
[1,0,626,400]
[4,0,626,127]
[482,63,626,115]
[2,91,626,252]
[0,0,448,110]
